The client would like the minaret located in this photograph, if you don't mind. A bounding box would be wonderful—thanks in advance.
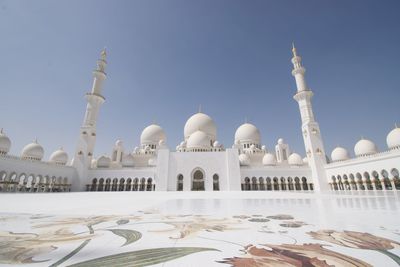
[291,44,329,191]
[73,49,107,189]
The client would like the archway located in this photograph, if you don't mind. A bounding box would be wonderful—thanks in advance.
[146,178,153,191]
[213,174,219,191]
[177,174,183,191]
[192,169,205,191]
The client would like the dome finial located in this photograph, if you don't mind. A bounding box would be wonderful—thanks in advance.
[34,137,38,144]
[101,47,107,60]
[0,128,3,134]
[395,123,398,129]
[292,42,297,57]
[198,104,202,113]
[244,117,248,123]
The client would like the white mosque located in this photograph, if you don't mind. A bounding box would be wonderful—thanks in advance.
[1,46,399,193]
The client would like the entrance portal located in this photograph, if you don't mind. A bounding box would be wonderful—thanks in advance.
[192,170,205,191]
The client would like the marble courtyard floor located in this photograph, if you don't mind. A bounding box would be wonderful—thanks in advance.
[0,191,399,266]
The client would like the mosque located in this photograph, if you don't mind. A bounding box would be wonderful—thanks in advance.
[0,46,399,193]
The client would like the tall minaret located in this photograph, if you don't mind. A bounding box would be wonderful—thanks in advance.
[291,44,329,191]
[72,49,107,190]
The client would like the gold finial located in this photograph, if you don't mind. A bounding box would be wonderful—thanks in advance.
[101,47,107,60]
[34,137,38,143]
[292,42,297,57]
[198,104,202,113]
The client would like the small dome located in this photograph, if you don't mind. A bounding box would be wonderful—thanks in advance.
[303,157,308,164]
[159,139,166,146]
[354,138,378,157]
[288,153,303,166]
[97,156,111,168]
[133,147,140,154]
[122,154,134,167]
[331,146,349,162]
[262,153,276,166]
[234,123,261,144]
[184,112,216,140]
[0,129,11,154]
[386,127,400,150]
[21,140,44,161]
[140,124,166,145]
[278,138,284,144]
[261,145,266,151]
[239,153,250,166]
[187,130,211,149]
[115,139,123,147]
[213,140,220,148]
[49,148,68,165]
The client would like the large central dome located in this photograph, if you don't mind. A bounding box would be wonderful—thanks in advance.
[184,112,216,140]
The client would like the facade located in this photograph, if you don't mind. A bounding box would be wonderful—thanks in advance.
[1,46,400,193]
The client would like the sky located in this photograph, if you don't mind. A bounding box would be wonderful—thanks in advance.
[0,0,399,160]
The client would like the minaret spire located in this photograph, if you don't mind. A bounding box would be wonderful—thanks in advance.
[292,42,297,57]
[73,49,108,190]
[291,44,328,192]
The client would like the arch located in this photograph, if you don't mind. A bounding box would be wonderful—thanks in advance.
[177,174,184,191]
[133,178,139,191]
[266,177,272,191]
[391,168,400,190]
[0,171,7,192]
[356,172,365,190]
[105,178,111,191]
[287,177,294,191]
[140,177,146,191]
[126,178,132,191]
[301,177,308,190]
[294,177,301,190]
[331,176,338,191]
[381,170,392,190]
[91,178,98,191]
[146,178,153,191]
[371,171,382,190]
[280,177,286,190]
[119,178,125,191]
[111,178,118,191]
[349,173,357,190]
[363,172,373,190]
[213,174,219,191]
[342,174,350,190]
[391,168,399,178]
[337,175,344,190]
[98,178,104,191]
[259,177,265,191]
[191,168,205,191]
[273,177,279,190]
[251,177,258,191]
[244,177,250,191]
[44,176,51,192]
[18,173,27,192]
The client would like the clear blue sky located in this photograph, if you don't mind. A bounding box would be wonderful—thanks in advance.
[0,0,399,159]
